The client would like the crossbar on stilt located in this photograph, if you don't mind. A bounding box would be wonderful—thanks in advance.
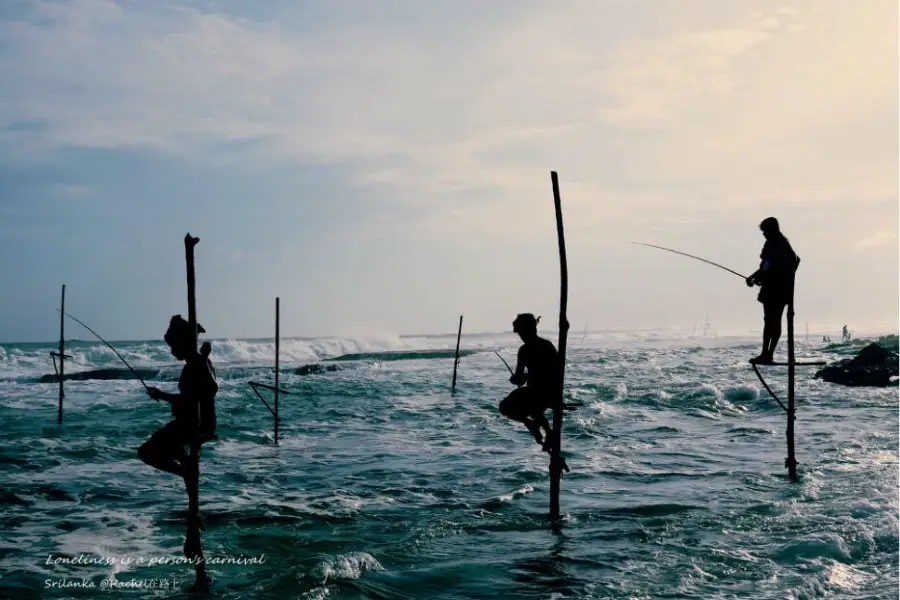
[248,298,291,443]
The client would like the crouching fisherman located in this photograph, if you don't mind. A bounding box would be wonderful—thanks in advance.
[499,313,560,451]
[139,314,218,482]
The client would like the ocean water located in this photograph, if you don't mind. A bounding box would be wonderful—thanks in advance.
[0,330,897,599]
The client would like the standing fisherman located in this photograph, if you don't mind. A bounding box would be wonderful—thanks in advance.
[139,315,218,561]
[745,217,800,364]
[139,315,218,477]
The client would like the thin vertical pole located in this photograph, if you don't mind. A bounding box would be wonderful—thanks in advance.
[451,315,463,392]
[58,285,65,424]
[786,273,797,480]
[275,297,280,445]
[183,234,209,591]
[550,171,570,521]
[185,236,198,346]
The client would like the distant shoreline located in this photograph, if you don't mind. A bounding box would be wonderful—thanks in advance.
[3,327,897,347]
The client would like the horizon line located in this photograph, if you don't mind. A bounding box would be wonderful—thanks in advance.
[3,325,896,347]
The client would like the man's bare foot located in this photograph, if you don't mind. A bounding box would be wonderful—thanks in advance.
[187,572,211,593]
[525,421,543,445]
[550,455,570,473]
[750,354,774,365]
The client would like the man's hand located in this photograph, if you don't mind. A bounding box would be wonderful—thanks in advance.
[745,276,756,287]
[509,373,526,387]
[147,386,164,401]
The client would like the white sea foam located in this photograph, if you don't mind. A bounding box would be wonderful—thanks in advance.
[312,552,384,584]
[4,326,890,380]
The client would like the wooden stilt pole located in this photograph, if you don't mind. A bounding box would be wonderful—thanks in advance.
[549,171,570,521]
[275,297,280,445]
[786,273,797,480]
[183,234,210,591]
[451,315,463,392]
[57,285,65,424]
[247,298,290,443]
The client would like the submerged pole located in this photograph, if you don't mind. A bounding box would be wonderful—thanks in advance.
[183,233,210,591]
[786,274,797,480]
[58,285,65,424]
[451,315,463,392]
[549,171,570,521]
[275,297,280,445]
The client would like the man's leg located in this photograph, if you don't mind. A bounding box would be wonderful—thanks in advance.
[752,296,771,363]
[533,409,553,451]
[183,440,202,557]
[764,301,786,359]
[138,422,187,478]
[534,411,551,437]
[760,325,772,361]
[499,388,543,444]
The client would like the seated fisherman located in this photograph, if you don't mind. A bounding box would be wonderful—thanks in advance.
[498,313,560,450]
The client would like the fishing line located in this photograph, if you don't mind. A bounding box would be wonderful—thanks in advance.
[57,309,152,392]
[630,242,747,280]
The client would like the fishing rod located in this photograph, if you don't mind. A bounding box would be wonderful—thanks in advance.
[56,309,152,393]
[630,242,748,280]
[494,350,514,376]
[494,350,526,389]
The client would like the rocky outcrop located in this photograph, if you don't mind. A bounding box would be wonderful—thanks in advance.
[815,342,899,387]
[294,363,341,376]
[37,367,161,383]
[877,334,899,352]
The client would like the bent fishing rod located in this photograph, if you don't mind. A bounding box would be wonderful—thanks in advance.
[494,350,526,390]
[494,350,514,376]
[56,309,152,394]
[630,242,747,280]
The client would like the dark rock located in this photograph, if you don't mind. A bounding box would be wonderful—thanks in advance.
[877,334,899,352]
[36,367,160,383]
[294,363,340,376]
[815,342,899,387]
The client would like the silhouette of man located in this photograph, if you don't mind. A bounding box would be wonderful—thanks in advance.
[139,315,218,480]
[842,325,850,342]
[745,217,800,364]
[499,313,559,450]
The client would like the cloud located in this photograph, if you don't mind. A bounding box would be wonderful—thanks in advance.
[0,0,895,242]
[855,231,899,250]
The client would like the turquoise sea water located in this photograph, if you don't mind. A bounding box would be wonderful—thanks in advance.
[0,331,897,599]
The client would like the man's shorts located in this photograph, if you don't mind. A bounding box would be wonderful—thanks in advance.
[500,386,553,418]
[145,420,191,455]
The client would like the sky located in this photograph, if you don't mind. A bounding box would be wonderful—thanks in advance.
[0,0,897,343]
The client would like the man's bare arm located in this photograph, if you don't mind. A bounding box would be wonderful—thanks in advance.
[510,347,527,386]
